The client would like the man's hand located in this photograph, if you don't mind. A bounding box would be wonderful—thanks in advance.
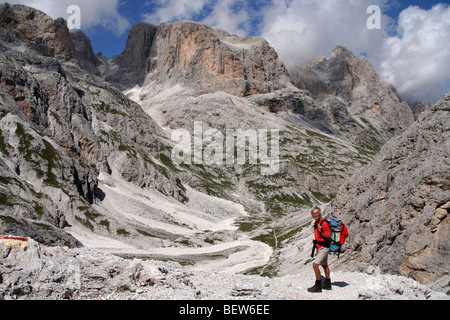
[318,224,331,241]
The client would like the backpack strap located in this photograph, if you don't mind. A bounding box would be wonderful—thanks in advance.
[311,219,332,257]
[317,219,331,246]
[311,240,317,258]
[314,219,328,229]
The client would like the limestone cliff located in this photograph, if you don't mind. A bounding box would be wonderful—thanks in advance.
[70,30,102,76]
[105,22,157,90]
[106,21,293,96]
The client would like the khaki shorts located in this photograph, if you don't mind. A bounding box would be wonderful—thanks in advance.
[313,247,330,266]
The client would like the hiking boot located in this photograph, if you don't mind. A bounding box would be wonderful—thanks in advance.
[307,280,322,293]
[321,278,332,290]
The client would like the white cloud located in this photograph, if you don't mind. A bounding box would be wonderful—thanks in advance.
[143,0,252,36]
[259,0,393,68]
[201,0,251,36]
[6,0,131,36]
[379,4,450,103]
[143,0,209,24]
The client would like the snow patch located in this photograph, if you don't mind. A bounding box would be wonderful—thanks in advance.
[67,172,272,274]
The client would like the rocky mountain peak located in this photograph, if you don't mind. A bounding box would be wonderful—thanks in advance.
[330,45,355,60]
[104,22,157,89]
[106,20,293,96]
[288,45,414,140]
[0,3,75,61]
[292,45,378,99]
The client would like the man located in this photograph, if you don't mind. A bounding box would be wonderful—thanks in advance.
[308,206,332,293]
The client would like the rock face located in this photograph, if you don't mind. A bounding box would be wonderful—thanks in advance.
[288,46,414,147]
[105,22,157,89]
[106,21,293,96]
[326,93,450,287]
[70,30,102,76]
[410,101,433,120]
[0,4,186,247]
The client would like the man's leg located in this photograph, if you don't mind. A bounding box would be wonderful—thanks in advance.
[321,265,332,290]
[308,263,322,292]
[322,265,330,279]
[313,263,322,281]
[308,248,331,293]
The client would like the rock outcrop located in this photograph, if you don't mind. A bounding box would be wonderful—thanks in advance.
[70,30,102,76]
[326,93,450,288]
[0,3,75,61]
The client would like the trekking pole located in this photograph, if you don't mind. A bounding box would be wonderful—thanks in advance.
[311,240,316,258]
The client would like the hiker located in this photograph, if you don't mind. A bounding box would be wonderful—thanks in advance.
[308,206,332,293]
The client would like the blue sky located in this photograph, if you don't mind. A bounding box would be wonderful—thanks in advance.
[85,0,273,58]
[6,0,450,103]
[385,0,446,17]
[82,0,450,59]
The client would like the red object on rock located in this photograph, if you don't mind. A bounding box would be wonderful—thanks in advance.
[0,236,29,242]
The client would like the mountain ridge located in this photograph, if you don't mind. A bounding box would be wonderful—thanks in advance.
[86,19,414,154]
